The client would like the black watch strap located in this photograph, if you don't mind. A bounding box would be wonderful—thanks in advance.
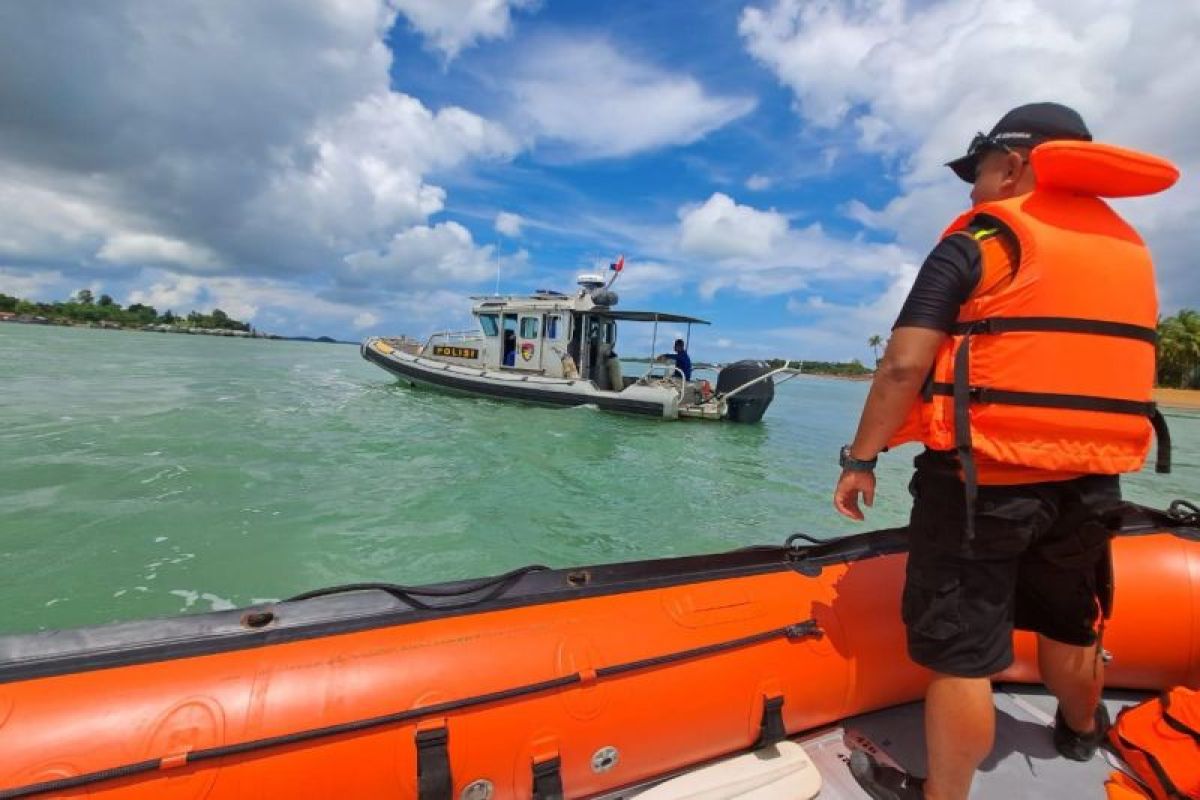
[840,445,877,472]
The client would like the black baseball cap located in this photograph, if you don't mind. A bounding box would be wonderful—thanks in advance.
[946,102,1092,183]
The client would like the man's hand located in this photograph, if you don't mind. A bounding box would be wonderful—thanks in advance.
[834,469,876,521]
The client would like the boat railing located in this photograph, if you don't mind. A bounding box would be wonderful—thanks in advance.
[378,335,424,355]
[422,329,485,353]
[640,362,688,396]
[718,366,800,400]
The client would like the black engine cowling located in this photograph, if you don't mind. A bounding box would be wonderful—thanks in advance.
[716,360,775,423]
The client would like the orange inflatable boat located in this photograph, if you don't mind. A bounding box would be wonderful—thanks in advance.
[0,501,1197,800]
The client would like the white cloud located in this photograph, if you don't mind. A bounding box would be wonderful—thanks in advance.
[772,263,919,362]
[127,276,205,313]
[124,270,405,337]
[394,0,538,60]
[745,174,772,191]
[254,92,516,258]
[353,311,380,330]
[495,211,524,237]
[0,168,125,263]
[97,234,221,271]
[342,221,497,288]
[0,1,517,296]
[740,0,1200,312]
[511,38,756,159]
[605,260,685,301]
[679,193,789,261]
[675,192,915,299]
[0,268,72,301]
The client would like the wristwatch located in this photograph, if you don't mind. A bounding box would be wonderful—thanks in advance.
[839,445,877,472]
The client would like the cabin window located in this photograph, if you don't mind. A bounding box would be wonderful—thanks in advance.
[479,314,499,336]
[544,315,560,340]
[520,316,539,338]
[604,321,616,344]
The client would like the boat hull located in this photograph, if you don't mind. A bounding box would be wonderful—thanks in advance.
[362,338,676,419]
[1,509,1197,799]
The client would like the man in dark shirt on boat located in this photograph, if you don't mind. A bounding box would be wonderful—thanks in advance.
[832,103,1171,800]
[659,339,692,380]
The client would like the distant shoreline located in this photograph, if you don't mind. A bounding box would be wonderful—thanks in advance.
[0,317,355,345]
[1155,388,1200,410]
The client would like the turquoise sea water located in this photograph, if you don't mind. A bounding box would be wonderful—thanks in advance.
[1,323,1197,635]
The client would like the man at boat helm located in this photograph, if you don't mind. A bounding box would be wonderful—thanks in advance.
[832,102,1178,800]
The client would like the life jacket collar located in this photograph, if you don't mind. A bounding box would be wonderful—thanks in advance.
[1032,140,1179,198]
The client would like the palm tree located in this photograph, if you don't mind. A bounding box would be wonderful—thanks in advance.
[1157,309,1200,388]
[868,335,883,366]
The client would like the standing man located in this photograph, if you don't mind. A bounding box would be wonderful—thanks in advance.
[659,338,693,380]
[833,103,1177,800]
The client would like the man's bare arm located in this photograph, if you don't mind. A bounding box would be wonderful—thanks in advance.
[833,326,947,520]
[848,326,948,459]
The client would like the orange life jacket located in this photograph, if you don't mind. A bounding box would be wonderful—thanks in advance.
[888,141,1179,532]
[1107,686,1200,799]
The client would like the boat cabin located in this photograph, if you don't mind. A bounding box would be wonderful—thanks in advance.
[421,275,709,389]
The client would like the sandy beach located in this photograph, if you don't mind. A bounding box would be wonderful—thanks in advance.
[1154,388,1200,410]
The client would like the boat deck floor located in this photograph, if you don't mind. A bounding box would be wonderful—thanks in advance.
[612,685,1144,799]
[798,684,1143,799]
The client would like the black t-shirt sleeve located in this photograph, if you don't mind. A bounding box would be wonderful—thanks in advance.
[892,233,982,333]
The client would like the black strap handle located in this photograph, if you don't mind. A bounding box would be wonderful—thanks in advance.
[755,695,787,748]
[416,726,452,800]
[532,756,564,800]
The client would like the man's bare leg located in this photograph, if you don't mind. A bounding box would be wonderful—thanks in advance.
[923,673,994,800]
[1038,634,1102,733]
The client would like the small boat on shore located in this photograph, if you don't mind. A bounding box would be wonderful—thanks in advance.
[361,267,794,423]
[1,500,1196,799]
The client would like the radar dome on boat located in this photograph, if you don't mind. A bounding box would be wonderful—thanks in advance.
[577,273,606,289]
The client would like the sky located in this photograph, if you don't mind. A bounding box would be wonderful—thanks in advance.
[1,0,1196,361]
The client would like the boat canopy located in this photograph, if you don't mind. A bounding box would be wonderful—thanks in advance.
[591,310,711,325]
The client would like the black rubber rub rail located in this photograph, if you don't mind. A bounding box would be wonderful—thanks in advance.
[0,619,822,799]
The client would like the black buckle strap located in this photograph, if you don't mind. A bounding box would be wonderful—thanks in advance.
[929,383,1158,416]
[952,316,1157,344]
[952,330,979,545]
[755,695,786,748]
[970,387,1157,416]
[416,726,452,800]
[532,755,564,800]
[929,382,1172,475]
[1151,408,1172,474]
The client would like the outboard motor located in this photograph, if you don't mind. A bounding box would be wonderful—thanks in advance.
[716,360,775,423]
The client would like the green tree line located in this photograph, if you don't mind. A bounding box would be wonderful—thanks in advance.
[1158,309,1200,389]
[0,289,250,332]
[767,358,872,377]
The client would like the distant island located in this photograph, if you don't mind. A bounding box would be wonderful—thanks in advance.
[0,290,354,344]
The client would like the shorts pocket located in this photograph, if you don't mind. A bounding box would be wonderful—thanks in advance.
[902,565,965,641]
[1039,520,1109,572]
[973,493,1043,559]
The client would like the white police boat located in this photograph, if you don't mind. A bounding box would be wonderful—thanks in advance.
[361,267,793,422]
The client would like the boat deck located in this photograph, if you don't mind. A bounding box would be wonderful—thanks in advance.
[799,684,1141,799]
[610,684,1143,799]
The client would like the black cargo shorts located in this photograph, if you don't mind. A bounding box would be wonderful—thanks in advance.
[902,452,1122,678]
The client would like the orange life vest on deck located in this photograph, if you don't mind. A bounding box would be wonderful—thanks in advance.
[1106,686,1200,799]
[888,141,1179,491]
